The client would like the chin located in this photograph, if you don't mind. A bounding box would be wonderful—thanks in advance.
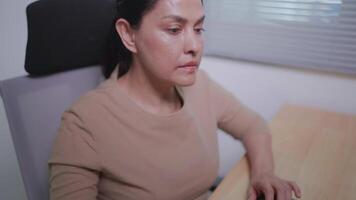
[175,75,197,87]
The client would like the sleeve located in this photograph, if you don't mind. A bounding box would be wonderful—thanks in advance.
[202,70,268,140]
[48,110,101,200]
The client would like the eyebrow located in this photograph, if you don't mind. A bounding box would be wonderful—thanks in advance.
[162,15,205,25]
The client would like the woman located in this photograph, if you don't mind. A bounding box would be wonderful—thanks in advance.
[49,0,302,200]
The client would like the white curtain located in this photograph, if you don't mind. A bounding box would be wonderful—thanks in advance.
[204,0,356,74]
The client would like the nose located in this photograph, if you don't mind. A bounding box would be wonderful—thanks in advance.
[183,29,201,56]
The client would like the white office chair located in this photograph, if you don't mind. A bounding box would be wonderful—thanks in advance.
[0,0,116,198]
[0,66,104,200]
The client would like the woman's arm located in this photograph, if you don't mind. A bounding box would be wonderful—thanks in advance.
[240,116,302,200]
[49,164,100,200]
[201,70,301,200]
[49,111,101,200]
[240,115,274,177]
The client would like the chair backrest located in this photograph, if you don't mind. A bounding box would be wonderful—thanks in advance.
[0,66,104,200]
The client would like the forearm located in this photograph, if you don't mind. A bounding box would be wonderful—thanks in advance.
[241,118,302,199]
[241,117,274,176]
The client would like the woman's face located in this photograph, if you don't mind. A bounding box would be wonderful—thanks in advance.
[133,0,205,86]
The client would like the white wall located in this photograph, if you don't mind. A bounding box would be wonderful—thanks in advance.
[1,0,356,198]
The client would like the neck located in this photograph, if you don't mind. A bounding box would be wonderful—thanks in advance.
[116,61,182,114]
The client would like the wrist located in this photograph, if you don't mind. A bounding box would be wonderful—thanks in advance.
[249,152,274,178]
[250,164,274,178]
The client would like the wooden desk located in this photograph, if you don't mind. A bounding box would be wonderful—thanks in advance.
[209,105,356,200]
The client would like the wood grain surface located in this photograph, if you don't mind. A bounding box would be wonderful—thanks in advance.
[209,104,356,200]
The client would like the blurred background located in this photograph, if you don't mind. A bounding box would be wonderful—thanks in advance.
[1,0,356,199]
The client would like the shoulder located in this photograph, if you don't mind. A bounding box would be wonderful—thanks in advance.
[64,79,118,122]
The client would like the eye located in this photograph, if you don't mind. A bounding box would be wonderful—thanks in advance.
[167,28,181,35]
[195,28,206,35]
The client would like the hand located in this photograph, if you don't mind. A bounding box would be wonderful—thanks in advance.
[247,172,301,200]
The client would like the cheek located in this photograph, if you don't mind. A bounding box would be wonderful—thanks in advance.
[142,31,182,65]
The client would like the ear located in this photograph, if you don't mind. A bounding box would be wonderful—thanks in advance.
[115,18,137,53]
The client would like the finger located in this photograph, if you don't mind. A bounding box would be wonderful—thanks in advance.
[288,181,302,198]
[285,183,292,200]
[247,187,257,200]
[274,182,287,200]
[262,185,274,200]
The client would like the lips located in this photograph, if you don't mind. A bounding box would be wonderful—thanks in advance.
[178,61,198,73]
[179,61,199,68]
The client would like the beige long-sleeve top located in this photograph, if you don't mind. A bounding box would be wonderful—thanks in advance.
[48,68,263,200]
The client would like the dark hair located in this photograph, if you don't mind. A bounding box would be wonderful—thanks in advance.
[104,0,203,78]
